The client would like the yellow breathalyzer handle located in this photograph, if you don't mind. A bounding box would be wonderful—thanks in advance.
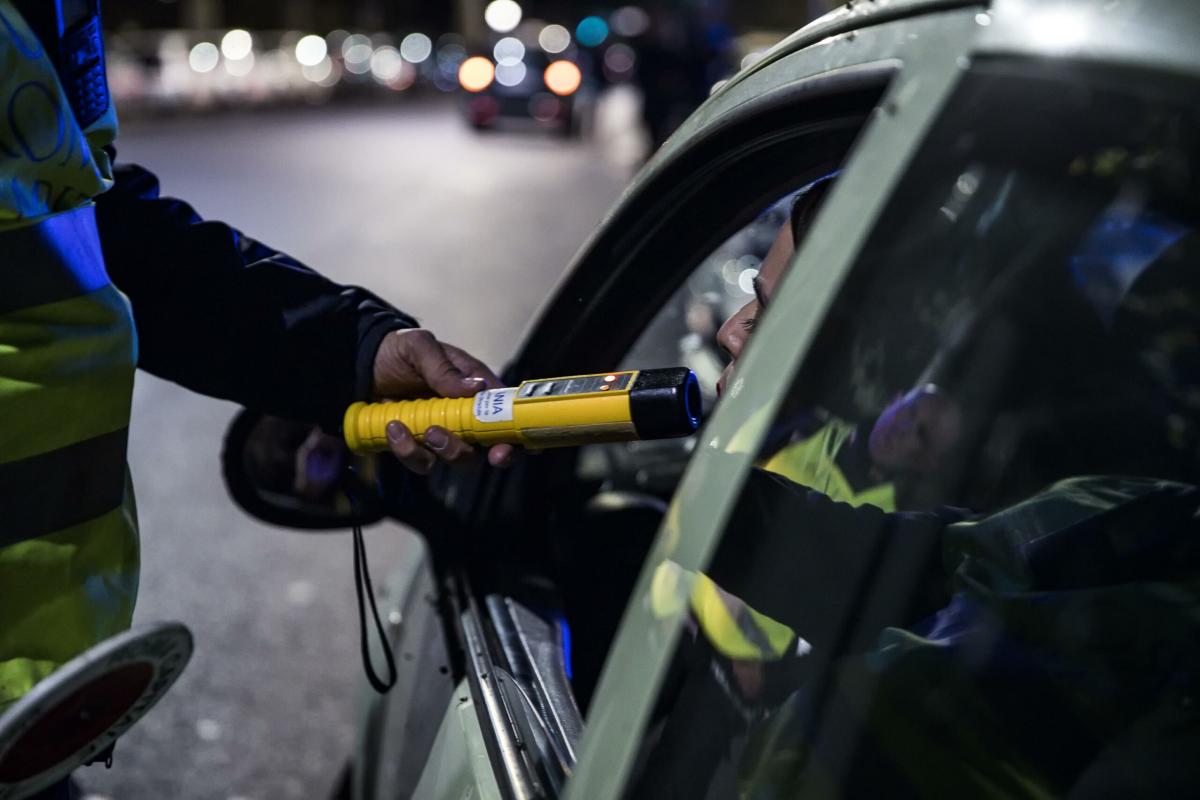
[343,367,700,454]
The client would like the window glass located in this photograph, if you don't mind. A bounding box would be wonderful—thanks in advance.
[624,62,1200,798]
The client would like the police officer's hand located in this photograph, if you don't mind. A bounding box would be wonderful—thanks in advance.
[371,329,515,474]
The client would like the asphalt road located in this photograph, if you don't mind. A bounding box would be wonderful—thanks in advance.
[77,99,627,800]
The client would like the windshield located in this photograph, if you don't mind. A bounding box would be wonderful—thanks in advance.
[622,60,1200,798]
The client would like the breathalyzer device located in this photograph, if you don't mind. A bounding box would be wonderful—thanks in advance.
[343,367,701,454]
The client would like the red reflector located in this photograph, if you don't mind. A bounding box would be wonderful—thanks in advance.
[0,663,153,782]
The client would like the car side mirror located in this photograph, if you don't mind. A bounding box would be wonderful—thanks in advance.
[220,409,387,530]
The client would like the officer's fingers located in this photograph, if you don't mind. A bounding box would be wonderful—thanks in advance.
[487,444,515,468]
[442,343,503,389]
[386,422,437,474]
[423,426,476,465]
[398,330,481,398]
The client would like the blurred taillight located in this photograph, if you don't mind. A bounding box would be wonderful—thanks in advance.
[544,60,582,96]
[459,56,496,92]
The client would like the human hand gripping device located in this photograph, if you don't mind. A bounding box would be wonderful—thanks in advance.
[340,368,699,695]
[343,367,701,453]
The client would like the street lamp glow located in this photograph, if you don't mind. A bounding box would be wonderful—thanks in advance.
[188,41,219,73]
[400,32,433,63]
[484,0,522,34]
[370,46,405,82]
[220,29,252,60]
[575,16,609,48]
[493,36,525,66]
[342,34,371,58]
[295,34,327,67]
[494,61,527,87]
[611,6,650,38]
[344,42,373,74]
[604,43,636,77]
[223,50,254,76]
[302,56,334,83]
[538,24,571,54]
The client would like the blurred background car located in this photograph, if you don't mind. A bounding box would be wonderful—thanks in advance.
[458,47,592,136]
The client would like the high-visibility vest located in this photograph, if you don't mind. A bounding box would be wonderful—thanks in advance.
[0,2,138,712]
[726,407,896,512]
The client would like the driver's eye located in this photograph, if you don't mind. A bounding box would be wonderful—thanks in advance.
[741,316,759,332]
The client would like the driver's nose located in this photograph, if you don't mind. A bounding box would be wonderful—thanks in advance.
[717,305,752,363]
[715,304,753,396]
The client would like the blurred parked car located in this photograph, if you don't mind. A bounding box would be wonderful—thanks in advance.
[225,1,1200,797]
[458,48,592,137]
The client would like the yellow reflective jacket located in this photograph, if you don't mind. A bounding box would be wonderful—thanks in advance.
[0,1,138,711]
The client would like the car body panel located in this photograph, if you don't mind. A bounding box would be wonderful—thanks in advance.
[411,680,504,800]
[714,0,982,102]
[352,526,456,800]
[564,7,987,797]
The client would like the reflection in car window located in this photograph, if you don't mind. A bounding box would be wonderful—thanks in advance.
[626,63,1200,799]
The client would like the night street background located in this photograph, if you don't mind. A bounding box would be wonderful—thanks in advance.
[77,98,627,800]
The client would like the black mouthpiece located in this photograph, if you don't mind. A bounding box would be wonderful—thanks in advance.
[629,368,702,439]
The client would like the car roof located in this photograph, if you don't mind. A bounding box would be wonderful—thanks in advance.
[722,0,1200,99]
[720,0,979,95]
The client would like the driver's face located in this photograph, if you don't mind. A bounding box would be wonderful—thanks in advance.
[716,222,794,397]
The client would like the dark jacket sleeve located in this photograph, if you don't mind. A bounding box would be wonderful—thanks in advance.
[706,469,966,651]
[94,161,417,428]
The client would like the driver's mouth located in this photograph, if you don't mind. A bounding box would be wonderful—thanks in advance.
[716,365,734,398]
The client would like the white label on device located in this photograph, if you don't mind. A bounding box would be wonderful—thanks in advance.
[474,388,516,423]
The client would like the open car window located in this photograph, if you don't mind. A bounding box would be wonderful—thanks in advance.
[623,60,1200,798]
[576,190,810,495]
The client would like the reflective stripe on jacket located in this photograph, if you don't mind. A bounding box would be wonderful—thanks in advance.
[651,560,796,662]
[762,418,896,512]
[0,2,136,712]
[651,419,895,663]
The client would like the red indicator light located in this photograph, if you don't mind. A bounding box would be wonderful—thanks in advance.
[603,375,617,382]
